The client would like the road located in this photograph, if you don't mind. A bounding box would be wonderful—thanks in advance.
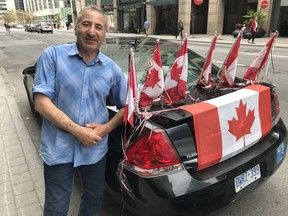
[1,27,288,216]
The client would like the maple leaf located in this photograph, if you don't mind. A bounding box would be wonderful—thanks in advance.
[145,66,161,88]
[170,61,183,81]
[228,100,255,144]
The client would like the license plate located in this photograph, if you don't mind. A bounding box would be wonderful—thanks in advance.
[276,143,285,164]
[234,164,261,193]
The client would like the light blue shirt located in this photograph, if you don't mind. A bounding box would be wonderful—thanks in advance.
[33,42,127,167]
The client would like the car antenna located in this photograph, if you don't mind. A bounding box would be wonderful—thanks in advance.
[130,38,138,51]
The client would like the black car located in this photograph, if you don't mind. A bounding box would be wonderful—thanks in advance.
[22,36,287,216]
[24,24,38,32]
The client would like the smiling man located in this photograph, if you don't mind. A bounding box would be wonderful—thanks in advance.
[32,5,127,216]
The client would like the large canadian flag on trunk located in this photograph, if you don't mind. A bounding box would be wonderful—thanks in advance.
[181,84,272,171]
[139,39,164,107]
[219,32,242,86]
[123,49,138,127]
[164,38,188,104]
[197,33,218,86]
[243,32,278,82]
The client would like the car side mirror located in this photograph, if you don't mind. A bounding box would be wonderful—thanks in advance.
[22,65,35,75]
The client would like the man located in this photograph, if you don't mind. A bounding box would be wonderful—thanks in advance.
[144,19,150,36]
[33,5,127,216]
[248,16,258,44]
[176,19,184,39]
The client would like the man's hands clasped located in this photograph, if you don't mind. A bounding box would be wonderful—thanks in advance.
[74,123,108,147]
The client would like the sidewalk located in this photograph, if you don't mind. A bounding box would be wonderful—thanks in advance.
[105,32,288,48]
[0,30,287,216]
[0,68,44,215]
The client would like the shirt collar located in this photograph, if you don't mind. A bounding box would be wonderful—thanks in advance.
[68,42,105,64]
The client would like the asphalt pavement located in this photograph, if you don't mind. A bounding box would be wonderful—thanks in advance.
[0,27,287,216]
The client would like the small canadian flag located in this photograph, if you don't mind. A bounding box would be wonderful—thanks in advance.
[197,33,218,86]
[243,31,278,82]
[219,32,242,86]
[163,38,188,104]
[139,38,164,107]
[181,84,272,171]
[123,49,138,127]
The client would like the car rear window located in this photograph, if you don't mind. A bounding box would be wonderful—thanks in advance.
[101,37,219,90]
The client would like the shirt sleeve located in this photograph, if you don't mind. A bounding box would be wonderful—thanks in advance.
[32,47,56,101]
[110,64,128,110]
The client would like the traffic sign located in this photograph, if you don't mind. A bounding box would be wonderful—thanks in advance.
[193,0,203,6]
[261,0,268,9]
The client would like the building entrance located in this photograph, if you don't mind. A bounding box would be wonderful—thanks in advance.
[279,6,288,36]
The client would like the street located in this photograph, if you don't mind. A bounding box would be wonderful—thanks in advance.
[1,26,288,216]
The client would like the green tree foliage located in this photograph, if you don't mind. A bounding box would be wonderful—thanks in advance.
[3,12,17,23]
[243,9,267,25]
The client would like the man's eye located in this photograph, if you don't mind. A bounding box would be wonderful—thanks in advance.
[82,23,91,27]
[95,25,104,30]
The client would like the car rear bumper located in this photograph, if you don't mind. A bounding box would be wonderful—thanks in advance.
[115,118,287,216]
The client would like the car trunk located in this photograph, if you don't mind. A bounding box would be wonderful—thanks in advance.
[148,82,279,172]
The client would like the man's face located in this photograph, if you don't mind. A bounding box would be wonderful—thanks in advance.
[75,10,106,53]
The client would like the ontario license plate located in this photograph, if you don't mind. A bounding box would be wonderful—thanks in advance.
[234,164,261,193]
[276,143,285,164]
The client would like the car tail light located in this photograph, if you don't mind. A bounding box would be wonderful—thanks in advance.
[124,129,184,177]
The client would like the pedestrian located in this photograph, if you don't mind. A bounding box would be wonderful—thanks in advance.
[176,19,184,39]
[66,21,70,30]
[5,23,11,34]
[248,16,258,44]
[144,19,150,36]
[32,5,127,216]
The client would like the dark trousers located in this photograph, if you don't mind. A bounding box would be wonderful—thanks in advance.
[176,30,183,39]
[43,155,107,216]
[249,31,256,43]
[251,31,256,42]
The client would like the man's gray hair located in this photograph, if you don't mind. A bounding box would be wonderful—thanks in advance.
[74,5,108,30]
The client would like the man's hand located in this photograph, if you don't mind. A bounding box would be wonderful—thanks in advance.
[73,125,103,147]
[86,123,108,138]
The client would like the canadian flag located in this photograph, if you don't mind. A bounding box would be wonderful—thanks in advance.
[219,32,242,86]
[164,38,188,104]
[197,33,218,86]
[243,32,278,81]
[139,38,164,107]
[123,49,138,127]
[181,84,272,171]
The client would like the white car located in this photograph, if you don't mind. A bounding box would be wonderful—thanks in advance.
[37,22,53,34]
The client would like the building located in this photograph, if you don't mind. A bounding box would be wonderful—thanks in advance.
[23,0,72,25]
[89,0,288,37]
[2,0,288,36]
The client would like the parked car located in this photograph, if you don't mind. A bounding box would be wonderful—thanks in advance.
[22,36,287,216]
[15,24,24,29]
[36,22,53,34]
[25,24,38,32]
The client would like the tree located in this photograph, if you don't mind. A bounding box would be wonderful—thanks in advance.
[3,12,17,24]
[22,11,36,24]
[243,9,267,25]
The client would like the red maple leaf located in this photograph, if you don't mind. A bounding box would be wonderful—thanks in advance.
[228,100,255,145]
[170,61,183,81]
[145,66,160,88]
